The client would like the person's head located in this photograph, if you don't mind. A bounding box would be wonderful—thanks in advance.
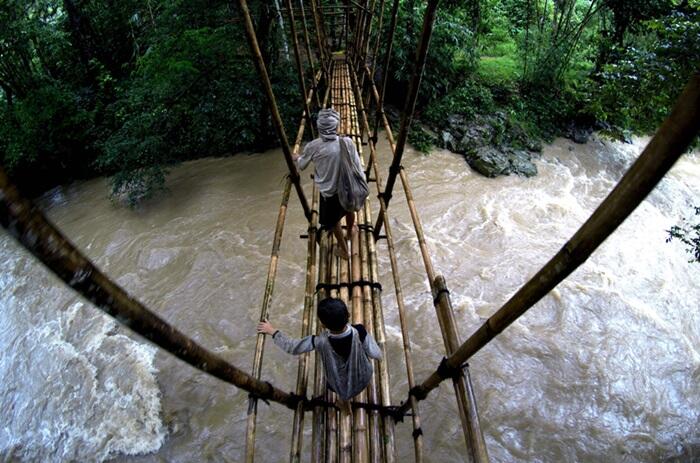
[317,108,340,138]
[317,297,349,331]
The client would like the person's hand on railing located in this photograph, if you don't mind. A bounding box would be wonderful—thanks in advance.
[257,319,277,336]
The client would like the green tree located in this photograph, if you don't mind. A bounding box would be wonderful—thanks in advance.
[590,5,700,135]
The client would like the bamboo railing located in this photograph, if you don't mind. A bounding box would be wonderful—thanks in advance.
[237,0,311,220]
[290,181,320,463]
[245,177,293,462]
[284,0,316,139]
[374,0,439,236]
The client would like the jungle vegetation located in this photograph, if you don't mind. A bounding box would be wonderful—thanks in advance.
[0,0,698,205]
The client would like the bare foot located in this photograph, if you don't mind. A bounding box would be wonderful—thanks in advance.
[336,398,352,415]
[346,224,359,241]
[334,245,349,260]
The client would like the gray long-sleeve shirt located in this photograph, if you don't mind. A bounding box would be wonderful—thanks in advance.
[272,324,382,400]
[272,325,382,359]
[296,136,362,198]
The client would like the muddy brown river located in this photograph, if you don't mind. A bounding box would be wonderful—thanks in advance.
[1,135,698,462]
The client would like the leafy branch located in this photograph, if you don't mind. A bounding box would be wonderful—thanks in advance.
[666,205,700,263]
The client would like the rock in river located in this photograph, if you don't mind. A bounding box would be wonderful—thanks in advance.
[465,146,538,178]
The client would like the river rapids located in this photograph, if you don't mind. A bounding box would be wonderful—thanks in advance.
[1,134,698,462]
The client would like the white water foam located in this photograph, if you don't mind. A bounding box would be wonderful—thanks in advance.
[0,236,165,462]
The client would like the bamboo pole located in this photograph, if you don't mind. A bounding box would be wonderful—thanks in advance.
[310,0,328,72]
[359,0,376,69]
[284,0,317,139]
[237,0,311,220]
[312,0,331,74]
[355,0,376,141]
[0,168,302,409]
[362,0,385,102]
[311,232,330,463]
[393,136,487,461]
[364,62,396,150]
[288,64,327,460]
[352,0,368,64]
[333,226,348,463]
[358,48,488,460]
[328,64,343,463]
[290,181,320,463]
[372,0,400,139]
[401,70,700,418]
[350,239,369,463]
[366,0,383,71]
[311,65,335,463]
[245,177,293,462]
[311,325,326,463]
[312,233,330,463]
[328,381,340,463]
[293,70,324,160]
[349,62,422,463]
[433,276,489,462]
[359,209,383,463]
[299,0,322,108]
[374,0,439,236]
[347,65,398,463]
[345,62,384,463]
[347,62,378,462]
[343,5,349,51]
[360,227,384,463]
[354,1,367,64]
[335,60,366,463]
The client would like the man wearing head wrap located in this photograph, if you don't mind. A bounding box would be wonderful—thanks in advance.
[293,108,363,260]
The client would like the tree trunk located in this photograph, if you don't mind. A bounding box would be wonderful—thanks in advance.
[273,0,291,61]
[254,3,275,147]
[62,0,98,86]
[470,0,480,46]
[0,83,13,110]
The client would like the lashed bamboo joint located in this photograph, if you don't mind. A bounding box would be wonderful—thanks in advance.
[0,0,698,461]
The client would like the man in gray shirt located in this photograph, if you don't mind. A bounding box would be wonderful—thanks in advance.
[293,108,363,260]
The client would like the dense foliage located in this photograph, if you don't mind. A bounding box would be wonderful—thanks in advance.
[379,0,699,152]
[0,0,301,204]
[1,0,698,203]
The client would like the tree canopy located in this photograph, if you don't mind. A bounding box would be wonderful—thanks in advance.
[0,0,698,203]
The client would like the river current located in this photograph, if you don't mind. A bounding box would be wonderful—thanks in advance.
[1,135,698,462]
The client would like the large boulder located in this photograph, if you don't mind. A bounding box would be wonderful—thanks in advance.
[465,146,538,178]
[458,122,494,152]
[505,148,538,177]
[434,111,542,178]
[441,131,458,152]
[564,122,593,144]
[446,114,467,136]
[465,147,511,177]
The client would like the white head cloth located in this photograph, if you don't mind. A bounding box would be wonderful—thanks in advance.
[317,108,340,141]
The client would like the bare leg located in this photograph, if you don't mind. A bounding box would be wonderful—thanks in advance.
[345,211,358,240]
[336,397,352,415]
[332,224,349,260]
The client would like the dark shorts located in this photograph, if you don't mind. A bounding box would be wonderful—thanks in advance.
[320,194,347,230]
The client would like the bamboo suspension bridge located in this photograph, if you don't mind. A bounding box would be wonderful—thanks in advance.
[0,1,698,462]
